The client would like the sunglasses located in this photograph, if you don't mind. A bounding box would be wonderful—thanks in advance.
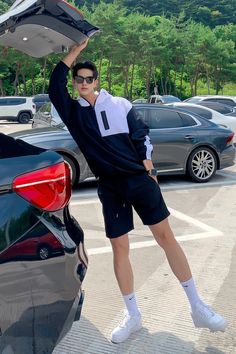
[74,75,95,84]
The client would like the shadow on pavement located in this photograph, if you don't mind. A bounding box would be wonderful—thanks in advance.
[54,317,225,354]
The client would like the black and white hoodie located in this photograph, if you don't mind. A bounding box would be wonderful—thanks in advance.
[49,61,153,178]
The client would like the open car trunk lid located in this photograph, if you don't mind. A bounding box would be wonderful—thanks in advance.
[0,0,100,57]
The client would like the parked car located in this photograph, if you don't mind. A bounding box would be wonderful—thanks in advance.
[167,102,236,144]
[10,125,93,186]
[11,105,235,184]
[132,98,147,104]
[184,95,236,108]
[1,231,64,261]
[32,102,64,128]
[196,101,236,117]
[0,96,35,123]
[0,0,100,58]
[148,95,181,104]
[33,94,50,111]
[0,133,87,353]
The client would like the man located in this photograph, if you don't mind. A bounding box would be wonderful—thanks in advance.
[49,40,227,343]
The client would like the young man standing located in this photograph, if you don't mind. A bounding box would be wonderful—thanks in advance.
[49,40,227,343]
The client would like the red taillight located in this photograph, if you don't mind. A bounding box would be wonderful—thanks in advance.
[226,132,235,145]
[13,162,71,211]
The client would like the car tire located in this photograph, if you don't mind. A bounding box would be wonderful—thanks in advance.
[187,147,217,183]
[18,112,31,123]
[62,155,79,187]
[38,245,51,260]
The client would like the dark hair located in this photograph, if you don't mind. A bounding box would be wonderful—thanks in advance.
[72,61,98,79]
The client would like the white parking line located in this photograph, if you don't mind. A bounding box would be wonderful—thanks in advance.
[70,199,223,255]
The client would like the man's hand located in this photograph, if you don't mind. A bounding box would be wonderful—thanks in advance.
[63,38,89,68]
[69,39,89,55]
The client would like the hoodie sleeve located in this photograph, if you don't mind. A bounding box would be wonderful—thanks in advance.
[127,106,153,161]
[49,61,74,126]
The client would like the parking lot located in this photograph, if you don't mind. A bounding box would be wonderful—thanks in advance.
[2,122,236,354]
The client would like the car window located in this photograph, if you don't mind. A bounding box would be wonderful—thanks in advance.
[199,102,233,114]
[39,102,51,113]
[178,113,198,126]
[184,97,200,103]
[162,96,181,103]
[6,98,26,105]
[148,109,184,129]
[205,98,236,107]
[184,106,212,120]
[150,97,156,103]
[51,105,61,119]
[0,99,8,105]
[33,95,49,103]
[134,108,148,124]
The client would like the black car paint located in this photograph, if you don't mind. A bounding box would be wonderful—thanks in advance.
[0,134,87,353]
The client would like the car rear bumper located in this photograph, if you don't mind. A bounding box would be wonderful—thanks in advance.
[219,145,236,169]
[54,289,85,347]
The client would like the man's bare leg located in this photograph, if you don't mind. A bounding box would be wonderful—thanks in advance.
[110,234,142,343]
[149,218,191,282]
[110,234,133,295]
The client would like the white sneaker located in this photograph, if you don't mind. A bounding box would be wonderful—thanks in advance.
[191,301,228,332]
[111,311,142,343]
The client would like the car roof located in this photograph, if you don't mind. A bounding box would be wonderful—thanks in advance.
[0,0,100,57]
[133,103,213,123]
[0,95,31,99]
[169,102,217,113]
[187,95,236,100]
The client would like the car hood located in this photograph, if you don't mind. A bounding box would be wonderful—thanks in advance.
[0,0,100,57]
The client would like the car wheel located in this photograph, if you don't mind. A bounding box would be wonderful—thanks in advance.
[187,147,217,183]
[18,112,31,123]
[62,155,79,187]
[38,245,51,260]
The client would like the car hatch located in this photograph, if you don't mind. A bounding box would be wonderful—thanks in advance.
[0,0,100,57]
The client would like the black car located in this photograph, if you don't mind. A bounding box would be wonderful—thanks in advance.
[0,133,87,353]
[12,104,236,184]
[133,104,235,182]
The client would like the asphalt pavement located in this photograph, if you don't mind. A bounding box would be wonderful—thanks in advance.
[54,172,236,354]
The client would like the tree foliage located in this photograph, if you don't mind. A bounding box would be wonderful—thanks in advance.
[80,0,236,27]
[0,0,235,98]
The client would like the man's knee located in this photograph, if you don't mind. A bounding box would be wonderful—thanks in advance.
[149,219,175,247]
[110,234,129,256]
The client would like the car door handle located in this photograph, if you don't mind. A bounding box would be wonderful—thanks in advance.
[184,135,194,139]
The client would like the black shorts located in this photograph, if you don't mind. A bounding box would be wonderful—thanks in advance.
[97,173,170,238]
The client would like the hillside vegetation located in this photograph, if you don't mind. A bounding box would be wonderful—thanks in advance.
[0,0,235,98]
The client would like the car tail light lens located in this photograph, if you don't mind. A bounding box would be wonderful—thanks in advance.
[226,132,235,145]
[13,162,71,211]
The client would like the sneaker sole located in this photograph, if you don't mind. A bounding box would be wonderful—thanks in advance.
[191,314,228,332]
[111,323,143,344]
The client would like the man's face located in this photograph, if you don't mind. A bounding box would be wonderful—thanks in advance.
[73,68,97,97]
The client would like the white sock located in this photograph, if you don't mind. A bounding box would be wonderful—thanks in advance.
[123,293,140,317]
[181,278,201,310]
